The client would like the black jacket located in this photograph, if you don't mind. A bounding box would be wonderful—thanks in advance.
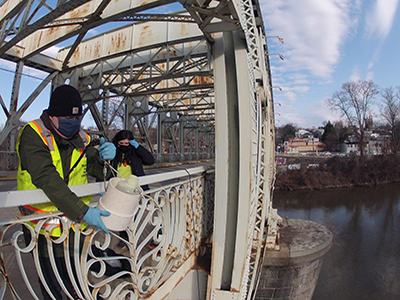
[109,145,155,178]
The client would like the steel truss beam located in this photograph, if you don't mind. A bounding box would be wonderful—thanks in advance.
[0,1,275,300]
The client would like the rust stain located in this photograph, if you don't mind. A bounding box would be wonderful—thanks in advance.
[94,41,101,58]
[69,4,90,19]
[144,247,195,296]
[0,255,10,291]
[138,74,146,80]
[192,76,213,85]
[71,45,80,61]
[160,62,166,71]
[110,32,127,54]
[139,25,152,47]
[84,45,91,59]
[139,0,151,6]
[46,26,56,36]
[159,80,166,90]
[14,47,21,57]
[37,31,43,48]
[180,23,189,38]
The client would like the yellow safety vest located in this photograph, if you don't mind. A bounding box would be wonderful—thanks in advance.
[16,119,92,236]
[117,158,132,179]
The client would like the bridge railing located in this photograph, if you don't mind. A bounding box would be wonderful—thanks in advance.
[0,166,215,300]
[153,153,215,163]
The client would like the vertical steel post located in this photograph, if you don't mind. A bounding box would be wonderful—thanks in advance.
[195,127,199,160]
[8,60,23,154]
[180,120,185,160]
[124,96,130,130]
[230,30,255,292]
[157,113,163,156]
[209,31,240,299]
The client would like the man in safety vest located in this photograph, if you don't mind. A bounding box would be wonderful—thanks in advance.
[16,84,116,299]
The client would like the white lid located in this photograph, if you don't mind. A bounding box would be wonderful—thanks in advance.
[116,175,140,194]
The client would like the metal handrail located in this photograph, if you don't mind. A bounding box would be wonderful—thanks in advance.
[0,166,210,208]
[0,165,215,300]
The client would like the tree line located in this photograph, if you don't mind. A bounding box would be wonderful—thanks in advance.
[276,80,400,156]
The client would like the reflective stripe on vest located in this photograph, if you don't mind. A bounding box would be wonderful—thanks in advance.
[16,119,92,236]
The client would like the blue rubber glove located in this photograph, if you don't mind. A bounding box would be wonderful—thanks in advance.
[83,207,111,233]
[98,137,116,162]
[129,139,139,148]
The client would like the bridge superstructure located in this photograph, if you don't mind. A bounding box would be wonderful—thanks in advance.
[0,1,278,299]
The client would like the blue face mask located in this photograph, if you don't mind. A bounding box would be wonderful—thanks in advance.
[57,118,81,138]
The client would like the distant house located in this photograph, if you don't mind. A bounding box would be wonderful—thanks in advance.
[340,141,359,155]
[340,134,391,155]
[367,135,391,155]
[284,137,325,154]
[296,129,312,139]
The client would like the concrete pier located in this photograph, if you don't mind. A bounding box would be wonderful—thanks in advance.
[255,218,332,300]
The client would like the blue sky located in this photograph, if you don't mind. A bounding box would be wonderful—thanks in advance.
[262,0,400,128]
[1,0,399,129]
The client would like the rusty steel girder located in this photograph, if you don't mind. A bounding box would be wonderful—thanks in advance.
[0,1,277,300]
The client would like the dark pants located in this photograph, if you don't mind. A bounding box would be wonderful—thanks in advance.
[22,225,81,300]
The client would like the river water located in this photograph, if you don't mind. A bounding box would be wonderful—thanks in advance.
[273,183,400,300]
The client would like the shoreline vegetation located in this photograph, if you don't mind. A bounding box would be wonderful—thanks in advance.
[274,155,400,191]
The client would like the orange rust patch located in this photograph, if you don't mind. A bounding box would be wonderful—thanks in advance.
[70,4,90,20]
[139,25,152,47]
[110,32,127,52]
[94,41,101,58]
[193,76,213,85]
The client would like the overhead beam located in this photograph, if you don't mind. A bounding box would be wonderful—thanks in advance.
[57,21,205,68]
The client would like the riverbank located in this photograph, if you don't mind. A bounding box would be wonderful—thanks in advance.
[274,155,400,191]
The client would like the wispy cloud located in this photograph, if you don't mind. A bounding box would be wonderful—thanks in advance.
[262,0,358,78]
[260,0,363,127]
[350,68,361,81]
[365,0,399,38]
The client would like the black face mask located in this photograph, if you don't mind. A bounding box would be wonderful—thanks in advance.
[118,145,130,153]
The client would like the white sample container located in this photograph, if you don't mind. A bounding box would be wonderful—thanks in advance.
[97,175,141,231]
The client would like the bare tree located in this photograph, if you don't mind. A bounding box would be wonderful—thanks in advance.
[380,87,400,154]
[327,80,379,156]
[108,99,125,129]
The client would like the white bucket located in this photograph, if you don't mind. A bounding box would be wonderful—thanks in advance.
[96,177,140,231]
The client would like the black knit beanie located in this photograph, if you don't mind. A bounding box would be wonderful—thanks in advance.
[48,85,82,116]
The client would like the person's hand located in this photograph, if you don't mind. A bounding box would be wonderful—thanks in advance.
[129,139,139,148]
[83,207,111,233]
[98,137,116,161]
